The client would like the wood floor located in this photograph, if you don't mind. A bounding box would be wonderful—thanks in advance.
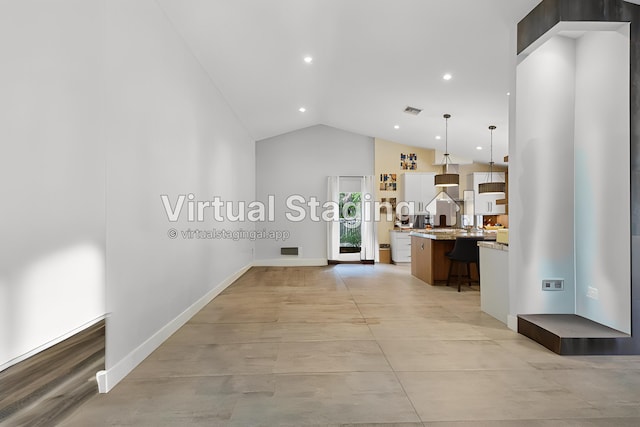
[60,265,640,426]
[1,320,104,426]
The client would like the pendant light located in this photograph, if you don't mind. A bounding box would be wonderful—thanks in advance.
[478,125,506,194]
[434,114,459,187]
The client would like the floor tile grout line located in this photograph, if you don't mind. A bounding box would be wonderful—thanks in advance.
[335,264,425,424]
[127,366,555,383]
[126,371,402,381]
[58,265,640,426]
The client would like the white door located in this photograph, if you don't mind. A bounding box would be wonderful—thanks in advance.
[327,176,378,262]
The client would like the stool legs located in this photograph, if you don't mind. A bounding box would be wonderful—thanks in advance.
[446,261,454,287]
[457,262,466,292]
[446,260,478,292]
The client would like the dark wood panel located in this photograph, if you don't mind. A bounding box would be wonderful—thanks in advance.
[518,315,562,354]
[517,0,561,54]
[518,314,633,355]
[517,0,632,54]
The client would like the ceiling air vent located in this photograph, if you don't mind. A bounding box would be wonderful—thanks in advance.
[403,106,422,116]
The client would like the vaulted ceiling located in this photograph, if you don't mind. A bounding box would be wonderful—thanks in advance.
[158,0,543,164]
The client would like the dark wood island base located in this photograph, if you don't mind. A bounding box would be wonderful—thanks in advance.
[410,231,489,286]
[411,235,454,285]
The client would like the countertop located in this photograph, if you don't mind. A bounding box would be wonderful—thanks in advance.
[390,228,414,232]
[409,229,497,241]
[478,241,509,251]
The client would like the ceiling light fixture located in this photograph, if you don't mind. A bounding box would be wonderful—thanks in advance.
[476,146,483,150]
[435,135,441,140]
[443,73,452,81]
[394,125,400,129]
[434,114,459,187]
[304,56,313,64]
[298,107,306,113]
[478,125,506,194]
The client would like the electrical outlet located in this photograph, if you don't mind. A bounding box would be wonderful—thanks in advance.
[542,279,564,291]
[587,286,599,300]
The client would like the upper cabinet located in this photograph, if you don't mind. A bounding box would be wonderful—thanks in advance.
[469,172,506,215]
[401,172,436,214]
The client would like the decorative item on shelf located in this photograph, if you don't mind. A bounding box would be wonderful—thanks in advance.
[434,114,459,187]
[478,125,505,194]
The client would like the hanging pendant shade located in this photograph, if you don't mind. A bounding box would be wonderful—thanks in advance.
[478,125,505,194]
[478,181,505,194]
[434,114,459,187]
[434,173,459,187]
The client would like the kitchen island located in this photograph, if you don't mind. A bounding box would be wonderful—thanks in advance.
[409,230,496,285]
[478,241,509,325]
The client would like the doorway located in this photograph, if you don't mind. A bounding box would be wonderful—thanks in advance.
[327,176,377,263]
[339,191,362,260]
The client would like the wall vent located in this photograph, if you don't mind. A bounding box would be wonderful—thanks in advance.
[403,106,422,115]
[281,247,299,256]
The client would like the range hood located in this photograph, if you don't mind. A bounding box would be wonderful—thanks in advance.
[426,191,461,227]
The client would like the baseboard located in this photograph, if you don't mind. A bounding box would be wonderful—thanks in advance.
[98,263,252,393]
[507,315,518,332]
[328,260,375,265]
[252,258,328,267]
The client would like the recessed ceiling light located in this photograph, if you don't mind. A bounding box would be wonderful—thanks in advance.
[507,92,511,96]
[304,56,313,64]
[298,107,306,113]
[476,146,483,150]
[443,73,452,81]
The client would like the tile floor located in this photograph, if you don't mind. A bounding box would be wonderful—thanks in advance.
[60,265,640,426]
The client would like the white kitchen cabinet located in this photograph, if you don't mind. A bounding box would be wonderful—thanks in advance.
[389,230,412,263]
[468,172,505,215]
[401,172,436,214]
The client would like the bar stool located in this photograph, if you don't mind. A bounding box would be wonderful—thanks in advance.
[446,237,483,292]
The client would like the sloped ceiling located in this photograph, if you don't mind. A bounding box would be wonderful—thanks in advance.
[158,0,542,164]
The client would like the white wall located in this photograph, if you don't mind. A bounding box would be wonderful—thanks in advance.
[513,28,631,334]
[574,29,630,333]
[102,0,255,389]
[507,22,518,330]
[0,0,106,370]
[255,125,374,264]
[513,35,577,315]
